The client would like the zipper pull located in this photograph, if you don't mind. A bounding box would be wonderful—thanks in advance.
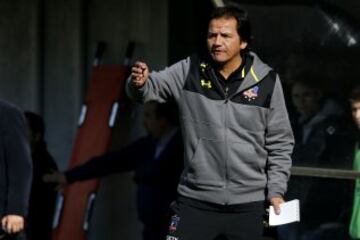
[225,86,229,103]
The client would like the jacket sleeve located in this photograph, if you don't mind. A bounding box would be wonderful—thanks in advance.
[64,138,145,183]
[265,75,294,200]
[126,57,191,103]
[3,107,32,217]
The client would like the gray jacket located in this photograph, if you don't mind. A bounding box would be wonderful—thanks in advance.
[127,52,294,205]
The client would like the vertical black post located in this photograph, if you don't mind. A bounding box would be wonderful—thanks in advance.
[37,0,45,115]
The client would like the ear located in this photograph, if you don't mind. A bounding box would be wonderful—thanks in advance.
[240,41,248,50]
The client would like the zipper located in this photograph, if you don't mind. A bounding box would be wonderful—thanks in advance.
[208,68,230,204]
[224,86,229,100]
[208,68,228,100]
[223,83,230,204]
[224,99,229,204]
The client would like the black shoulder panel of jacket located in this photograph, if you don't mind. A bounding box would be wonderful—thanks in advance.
[183,54,224,100]
[183,54,277,108]
[231,70,277,108]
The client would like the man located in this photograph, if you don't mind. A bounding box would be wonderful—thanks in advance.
[127,6,294,240]
[0,100,32,240]
[44,100,183,240]
[289,79,345,170]
[351,87,360,130]
[349,86,360,239]
[24,112,58,240]
[278,80,353,240]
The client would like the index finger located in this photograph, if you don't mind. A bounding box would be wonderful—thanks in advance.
[134,61,147,70]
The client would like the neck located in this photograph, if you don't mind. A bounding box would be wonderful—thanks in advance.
[162,125,174,135]
[218,55,242,80]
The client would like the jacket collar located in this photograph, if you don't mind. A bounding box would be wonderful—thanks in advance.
[235,52,272,94]
[197,51,273,97]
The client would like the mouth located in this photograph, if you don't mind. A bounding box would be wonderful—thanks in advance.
[211,49,224,56]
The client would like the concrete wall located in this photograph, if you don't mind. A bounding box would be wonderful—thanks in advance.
[0,0,39,110]
[43,0,85,170]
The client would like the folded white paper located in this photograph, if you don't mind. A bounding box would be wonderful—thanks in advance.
[269,199,300,226]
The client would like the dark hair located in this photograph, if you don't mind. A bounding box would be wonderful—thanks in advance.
[24,111,45,138]
[210,6,252,45]
[145,100,179,126]
[350,85,360,102]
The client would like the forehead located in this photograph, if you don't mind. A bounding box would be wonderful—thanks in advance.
[351,100,360,109]
[208,17,238,32]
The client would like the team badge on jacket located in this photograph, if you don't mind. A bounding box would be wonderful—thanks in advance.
[243,86,259,101]
[169,215,180,232]
[166,236,179,240]
[166,215,180,240]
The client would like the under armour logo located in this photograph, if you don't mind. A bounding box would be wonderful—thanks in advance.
[201,79,212,89]
[166,236,179,240]
[199,62,208,72]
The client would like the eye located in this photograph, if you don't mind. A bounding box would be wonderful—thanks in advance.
[207,33,216,38]
[221,33,231,38]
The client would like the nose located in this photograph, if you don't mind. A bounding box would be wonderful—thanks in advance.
[293,96,305,106]
[214,35,222,45]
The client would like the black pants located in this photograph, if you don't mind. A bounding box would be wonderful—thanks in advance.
[166,196,265,240]
[142,220,169,240]
[0,232,26,240]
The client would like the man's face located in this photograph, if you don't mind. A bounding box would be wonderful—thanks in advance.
[25,120,39,153]
[351,100,360,130]
[291,83,322,119]
[143,102,167,139]
[207,17,247,65]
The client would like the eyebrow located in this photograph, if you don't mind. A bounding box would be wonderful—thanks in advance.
[208,30,233,35]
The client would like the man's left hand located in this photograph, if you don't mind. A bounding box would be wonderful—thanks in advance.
[270,196,284,215]
[1,215,24,234]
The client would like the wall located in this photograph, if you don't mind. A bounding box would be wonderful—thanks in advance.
[0,0,39,110]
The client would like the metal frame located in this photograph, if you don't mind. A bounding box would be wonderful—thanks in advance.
[291,166,360,180]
